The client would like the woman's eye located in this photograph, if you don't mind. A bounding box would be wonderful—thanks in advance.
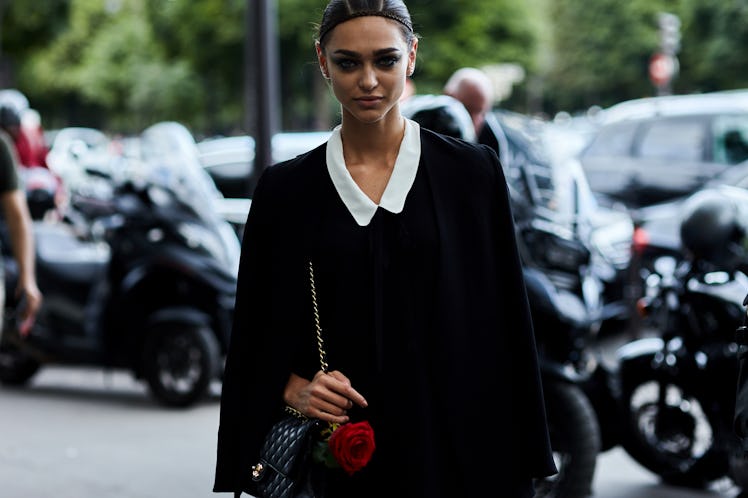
[333,59,357,70]
[377,56,400,68]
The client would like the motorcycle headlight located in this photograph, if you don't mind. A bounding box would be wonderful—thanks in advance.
[176,222,229,267]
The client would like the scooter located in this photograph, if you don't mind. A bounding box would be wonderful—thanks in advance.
[0,149,240,408]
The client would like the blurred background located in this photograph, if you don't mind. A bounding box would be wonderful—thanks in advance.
[1,0,744,134]
[3,2,748,498]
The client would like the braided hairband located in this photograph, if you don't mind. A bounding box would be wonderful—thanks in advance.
[319,10,413,42]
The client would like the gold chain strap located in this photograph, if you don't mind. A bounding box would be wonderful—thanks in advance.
[282,261,329,421]
[309,261,329,373]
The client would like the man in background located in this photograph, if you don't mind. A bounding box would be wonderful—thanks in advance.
[443,67,508,162]
[0,104,42,337]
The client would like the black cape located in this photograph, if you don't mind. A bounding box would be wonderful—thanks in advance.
[214,128,556,497]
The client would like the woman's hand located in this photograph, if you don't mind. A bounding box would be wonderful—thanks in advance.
[284,370,368,424]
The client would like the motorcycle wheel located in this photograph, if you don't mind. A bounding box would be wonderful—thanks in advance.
[142,323,220,408]
[534,379,601,498]
[0,340,40,386]
[730,448,748,494]
[619,376,728,487]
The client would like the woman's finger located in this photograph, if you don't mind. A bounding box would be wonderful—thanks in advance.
[321,370,368,408]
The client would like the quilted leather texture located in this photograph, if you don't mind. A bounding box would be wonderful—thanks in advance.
[252,415,319,498]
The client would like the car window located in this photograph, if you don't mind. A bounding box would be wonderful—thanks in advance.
[713,115,748,165]
[636,117,706,161]
[582,121,638,157]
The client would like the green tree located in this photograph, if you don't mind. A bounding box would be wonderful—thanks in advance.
[1,0,68,58]
[4,0,544,132]
[18,0,204,132]
[678,0,748,93]
[144,0,245,134]
[542,0,671,113]
[407,0,538,93]
[277,0,541,129]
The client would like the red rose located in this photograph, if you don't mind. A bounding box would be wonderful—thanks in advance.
[327,420,376,475]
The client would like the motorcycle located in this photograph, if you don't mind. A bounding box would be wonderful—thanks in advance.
[615,187,748,489]
[518,214,622,498]
[0,136,240,408]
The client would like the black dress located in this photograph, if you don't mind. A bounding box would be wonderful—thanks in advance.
[214,126,556,498]
[302,161,443,497]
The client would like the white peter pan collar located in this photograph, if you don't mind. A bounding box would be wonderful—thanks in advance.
[326,118,421,226]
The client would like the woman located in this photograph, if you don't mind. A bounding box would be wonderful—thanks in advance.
[214,1,556,497]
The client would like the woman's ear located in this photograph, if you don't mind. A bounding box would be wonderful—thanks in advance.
[407,39,418,76]
[316,42,330,79]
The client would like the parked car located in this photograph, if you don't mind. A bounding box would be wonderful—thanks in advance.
[193,131,332,238]
[197,135,254,199]
[197,131,332,200]
[578,89,748,210]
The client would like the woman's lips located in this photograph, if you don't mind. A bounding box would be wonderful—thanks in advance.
[355,96,384,108]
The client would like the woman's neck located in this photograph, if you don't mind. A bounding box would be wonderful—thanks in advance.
[338,111,407,203]
[339,112,405,165]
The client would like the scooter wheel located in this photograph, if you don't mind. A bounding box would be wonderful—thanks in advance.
[0,340,40,386]
[142,323,220,408]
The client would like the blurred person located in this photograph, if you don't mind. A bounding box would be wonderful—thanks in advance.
[1,105,51,169]
[444,66,508,160]
[444,67,494,135]
[0,105,63,220]
[0,104,36,168]
[0,104,43,337]
[214,1,556,497]
[20,108,49,168]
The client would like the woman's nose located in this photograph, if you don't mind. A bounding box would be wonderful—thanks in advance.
[359,65,378,90]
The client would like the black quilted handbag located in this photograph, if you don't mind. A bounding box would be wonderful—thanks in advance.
[250,410,322,498]
[249,262,329,498]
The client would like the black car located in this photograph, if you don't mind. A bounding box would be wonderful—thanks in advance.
[578,89,748,210]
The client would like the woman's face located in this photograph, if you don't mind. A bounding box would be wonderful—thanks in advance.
[317,16,417,125]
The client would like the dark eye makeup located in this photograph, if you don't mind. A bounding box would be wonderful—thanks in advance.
[331,54,402,71]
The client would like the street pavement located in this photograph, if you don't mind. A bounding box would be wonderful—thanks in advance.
[0,364,742,498]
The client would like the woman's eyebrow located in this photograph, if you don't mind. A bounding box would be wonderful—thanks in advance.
[332,47,401,57]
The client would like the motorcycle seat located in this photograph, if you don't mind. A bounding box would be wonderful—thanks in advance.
[34,222,109,285]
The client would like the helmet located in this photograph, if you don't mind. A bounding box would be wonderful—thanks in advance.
[679,187,748,267]
[0,104,21,129]
[19,166,59,220]
[400,94,476,142]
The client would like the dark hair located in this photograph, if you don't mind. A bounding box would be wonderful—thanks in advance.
[317,0,416,48]
[0,105,20,129]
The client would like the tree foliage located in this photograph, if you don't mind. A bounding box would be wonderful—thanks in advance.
[542,0,666,112]
[677,0,748,93]
[0,0,745,133]
[406,0,537,93]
